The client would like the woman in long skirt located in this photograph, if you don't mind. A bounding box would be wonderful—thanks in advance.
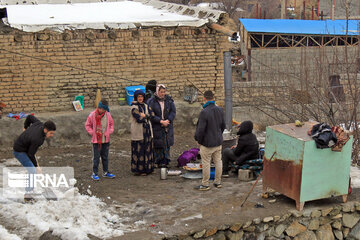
[130,90,154,175]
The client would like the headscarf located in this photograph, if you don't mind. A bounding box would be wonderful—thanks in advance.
[155,84,166,100]
[98,101,110,112]
[155,84,166,119]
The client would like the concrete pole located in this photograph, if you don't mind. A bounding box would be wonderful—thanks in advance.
[224,51,232,131]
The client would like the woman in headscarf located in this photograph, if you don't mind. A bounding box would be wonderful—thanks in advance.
[130,90,155,175]
[147,84,176,167]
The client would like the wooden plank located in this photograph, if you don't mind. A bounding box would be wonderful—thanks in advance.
[309,36,321,46]
[294,36,306,47]
[250,34,262,48]
[279,35,291,47]
[264,34,277,48]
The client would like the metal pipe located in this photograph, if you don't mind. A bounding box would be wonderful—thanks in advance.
[224,51,232,131]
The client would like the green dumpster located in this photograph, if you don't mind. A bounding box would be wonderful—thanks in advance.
[263,121,353,211]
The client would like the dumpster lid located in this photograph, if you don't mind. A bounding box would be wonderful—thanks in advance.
[268,121,318,141]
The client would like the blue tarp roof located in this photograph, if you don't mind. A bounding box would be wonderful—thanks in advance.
[239,19,360,36]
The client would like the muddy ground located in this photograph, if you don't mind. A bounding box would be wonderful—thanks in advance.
[0,130,359,240]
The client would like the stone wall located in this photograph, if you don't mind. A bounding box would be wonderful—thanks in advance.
[165,201,360,240]
[0,26,229,112]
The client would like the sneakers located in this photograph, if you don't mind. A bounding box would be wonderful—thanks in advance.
[213,183,222,188]
[222,172,230,178]
[103,172,115,178]
[92,173,100,181]
[194,185,210,191]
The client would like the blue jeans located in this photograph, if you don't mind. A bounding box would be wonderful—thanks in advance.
[13,151,36,192]
[92,143,109,175]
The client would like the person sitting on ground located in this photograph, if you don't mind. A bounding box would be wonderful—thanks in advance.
[222,120,259,177]
[13,115,56,201]
[85,99,115,181]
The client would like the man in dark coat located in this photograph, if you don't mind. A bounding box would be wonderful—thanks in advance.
[148,84,176,167]
[222,120,259,176]
[194,90,225,191]
[13,115,56,200]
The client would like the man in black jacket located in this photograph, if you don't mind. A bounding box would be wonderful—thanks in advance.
[13,115,56,196]
[222,120,259,177]
[194,90,225,191]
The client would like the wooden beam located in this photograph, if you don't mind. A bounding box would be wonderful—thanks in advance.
[264,34,277,48]
[324,37,335,46]
[279,35,291,47]
[250,34,262,48]
[309,36,321,46]
[294,36,306,47]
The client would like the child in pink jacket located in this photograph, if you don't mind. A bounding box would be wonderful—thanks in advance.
[85,99,115,180]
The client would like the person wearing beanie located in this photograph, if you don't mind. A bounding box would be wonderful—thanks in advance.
[85,99,115,180]
[222,120,259,177]
[194,90,225,191]
[130,90,155,175]
[147,84,176,168]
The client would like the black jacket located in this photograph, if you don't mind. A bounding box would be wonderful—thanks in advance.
[234,121,259,164]
[13,115,45,167]
[195,103,225,147]
[148,95,176,148]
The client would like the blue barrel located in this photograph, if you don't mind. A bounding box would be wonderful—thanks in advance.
[125,85,145,105]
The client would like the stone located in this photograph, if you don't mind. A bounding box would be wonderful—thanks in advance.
[193,229,206,239]
[348,221,360,239]
[285,221,306,237]
[311,210,322,218]
[294,230,317,240]
[332,221,342,230]
[253,218,261,224]
[332,214,342,220]
[87,234,101,240]
[218,224,229,231]
[343,228,350,238]
[229,223,242,232]
[225,230,244,240]
[356,204,360,212]
[316,224,335,240]
[213,231,226,240]
[274,216,281,222]
[290,210,303,218]
[243,226,256,232]
[243,221,252,228]
[342,202,355,213]
[333,230,343,240]
[322,207,334,217]
[39,231,62,240]
[303,209,313,217]
[280,213,291,222]
[204,228,218,238]
[330,209,341,216]
[308,219,320,231]
[319,216,333,226]
[263,217,274,223]
[342,213,360,228]
[273,224,286,238]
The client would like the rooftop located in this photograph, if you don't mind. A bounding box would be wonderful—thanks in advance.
[0,0,225,32]
[240,19,360,36]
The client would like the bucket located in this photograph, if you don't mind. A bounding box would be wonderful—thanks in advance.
[160,167,168,180]
[125,85,145,106]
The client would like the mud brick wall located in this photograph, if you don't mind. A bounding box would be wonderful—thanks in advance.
[0,27,229,112]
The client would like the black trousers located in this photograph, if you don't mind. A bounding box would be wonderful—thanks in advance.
[222,148,241,173]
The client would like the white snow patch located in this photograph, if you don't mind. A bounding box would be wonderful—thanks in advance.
[3,1,198,26]
[0,225,21,240]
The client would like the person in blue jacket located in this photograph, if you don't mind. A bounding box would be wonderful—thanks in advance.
[148,84,176,167]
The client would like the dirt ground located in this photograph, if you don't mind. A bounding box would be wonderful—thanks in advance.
[0,130,359,240]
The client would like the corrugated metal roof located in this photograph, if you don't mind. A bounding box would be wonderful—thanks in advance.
[240,19,360,36]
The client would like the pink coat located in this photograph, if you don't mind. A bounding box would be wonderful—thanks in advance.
[85,110,114,143]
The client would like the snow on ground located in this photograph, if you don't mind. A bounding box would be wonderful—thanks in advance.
[3,1,198,26]
[0,158,132,240]
[0,224,21,240]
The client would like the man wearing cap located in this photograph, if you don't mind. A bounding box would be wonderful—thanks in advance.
[194,90,225,191]
[85,99,115,180]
